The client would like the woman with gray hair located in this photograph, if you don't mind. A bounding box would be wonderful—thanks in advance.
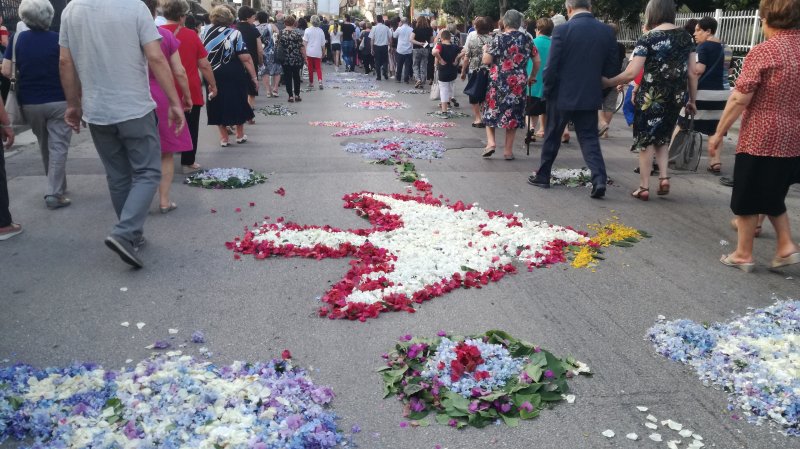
[480,9,539,160]
[603,0,698,200]
[2,0,72,209]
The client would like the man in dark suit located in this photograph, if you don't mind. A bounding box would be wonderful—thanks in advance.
[528,0,619,199]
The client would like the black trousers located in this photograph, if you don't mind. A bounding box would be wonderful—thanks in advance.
[0,145,12,227]
[283,65,302,96]
[373,45,389,79]
[361,53,373,74]
[537,105,607,187]
[180,105,202,166]
[395,52,411,82]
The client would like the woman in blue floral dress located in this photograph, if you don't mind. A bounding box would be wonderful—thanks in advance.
[481,10,539,160]
[256,12,282,97]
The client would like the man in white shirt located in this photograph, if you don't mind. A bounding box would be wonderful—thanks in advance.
[370,15,392,80]
[393,17,413,83]
[59,0,184,268]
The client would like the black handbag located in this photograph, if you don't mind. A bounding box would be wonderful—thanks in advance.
[463,67,489,101]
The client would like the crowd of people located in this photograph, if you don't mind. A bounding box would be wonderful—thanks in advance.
[0,0,798,273]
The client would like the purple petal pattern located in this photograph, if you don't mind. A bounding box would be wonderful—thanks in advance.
[0,355,342,447]
[338,90,395,99]
[309,116,456,138]
[648,300,800,435]
[344,138,446,161]
[344,100,410,110]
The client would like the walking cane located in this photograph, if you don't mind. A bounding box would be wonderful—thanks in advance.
[525,95,531,156]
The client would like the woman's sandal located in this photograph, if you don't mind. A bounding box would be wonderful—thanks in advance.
[657,177,670,196]
[720,254,755,273]
[159,202,178,214]
[706,163,721,175]
[482,147,496,158]
[631,187,649,201]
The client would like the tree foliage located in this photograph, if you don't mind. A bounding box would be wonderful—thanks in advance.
[527,0,563,18]
[473,0,528,20]
[415,0,443,14]
[442,0,476,23]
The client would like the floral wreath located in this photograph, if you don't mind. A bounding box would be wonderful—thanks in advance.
[379,330,591,428]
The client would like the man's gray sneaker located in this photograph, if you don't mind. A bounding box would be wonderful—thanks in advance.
[104,235,143,269]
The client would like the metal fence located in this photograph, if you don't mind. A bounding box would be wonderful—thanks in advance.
[619,9,764,52]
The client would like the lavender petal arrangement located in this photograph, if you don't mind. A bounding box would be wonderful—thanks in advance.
[648,299,800,435]
[344,138,446,161]
[0,355,343,447]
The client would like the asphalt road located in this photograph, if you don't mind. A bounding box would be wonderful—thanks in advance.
[1,67,798,449]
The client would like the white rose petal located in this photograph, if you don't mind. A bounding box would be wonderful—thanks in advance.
[657,314,666,321]
[667,420,683,431]
[646,414,657,422]
[168,329,179,334]
[645,422,658,430]
[668,440,681,449]
[679,429,693,438]
[136,322,145,330]
[636,406,648,412]
[649,433,662,442]
[688,440,705,448]
[626,433,639,440]
[601,429,615,438]
[692,434,703,440]
[120,322,130,327]
[564,394,576,404]
[124,359,133,364]
[120,287,128,292]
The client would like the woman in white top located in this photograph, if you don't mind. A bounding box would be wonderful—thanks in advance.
[303,15,327,89]
[330,21,342,72]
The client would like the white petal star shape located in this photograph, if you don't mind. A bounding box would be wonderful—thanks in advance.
[229,191,588,320]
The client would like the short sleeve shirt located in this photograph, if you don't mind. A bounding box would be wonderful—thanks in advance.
[59,0,160,125]
[4,30,65,105]
[734,30,800,157]
[237,22,261,67]
[341,23,355,42]
[696,41,724,90]
[303,26,325,58]
[160,24,209,105]
[278,28,305,67]
[370,23,391,46]
[150,27,178,83]
[412,27,432,49]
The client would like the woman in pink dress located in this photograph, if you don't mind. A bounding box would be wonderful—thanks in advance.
[146,0,193,213]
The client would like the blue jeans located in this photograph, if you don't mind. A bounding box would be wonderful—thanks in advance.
[341,40,355,69]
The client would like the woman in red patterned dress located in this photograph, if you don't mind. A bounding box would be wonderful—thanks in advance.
[709,0,800,272]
